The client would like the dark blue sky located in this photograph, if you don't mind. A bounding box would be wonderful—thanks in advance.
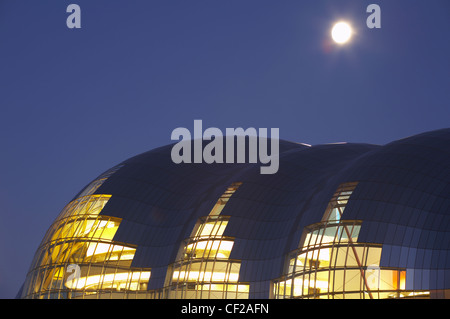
[0,0,449,298]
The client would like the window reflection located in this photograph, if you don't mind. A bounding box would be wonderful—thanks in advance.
[21,167,151,299]
[273,182,428,299]
[164,182,250,299]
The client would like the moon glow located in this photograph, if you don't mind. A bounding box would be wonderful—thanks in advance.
[331,22,352,44]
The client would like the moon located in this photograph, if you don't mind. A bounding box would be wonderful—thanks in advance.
[331,22,353,44]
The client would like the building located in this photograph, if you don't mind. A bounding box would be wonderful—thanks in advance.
[18,128,450,299]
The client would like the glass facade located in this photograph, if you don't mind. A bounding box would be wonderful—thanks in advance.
[272,182,421,299]
[19,128,450,299]
[164,182,250,299]
[21,167,151,299]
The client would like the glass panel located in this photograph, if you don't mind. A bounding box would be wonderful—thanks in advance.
[271,182,426,300]
[365,247,382,266]
[165,182,249,299]
[22,188,151,299]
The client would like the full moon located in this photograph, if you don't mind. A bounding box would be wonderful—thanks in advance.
[331,22,352,44]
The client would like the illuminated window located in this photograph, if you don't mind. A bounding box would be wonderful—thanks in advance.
[164,182,250,299]
[21,167,151,299]
[272,182,427,299]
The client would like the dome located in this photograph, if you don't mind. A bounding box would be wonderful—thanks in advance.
[20,128,450,299]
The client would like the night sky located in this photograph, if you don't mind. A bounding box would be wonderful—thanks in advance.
[0,1,449,298]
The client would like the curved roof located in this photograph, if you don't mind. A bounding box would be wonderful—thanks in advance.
[21,128,450,299]
[87,128,450,296]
